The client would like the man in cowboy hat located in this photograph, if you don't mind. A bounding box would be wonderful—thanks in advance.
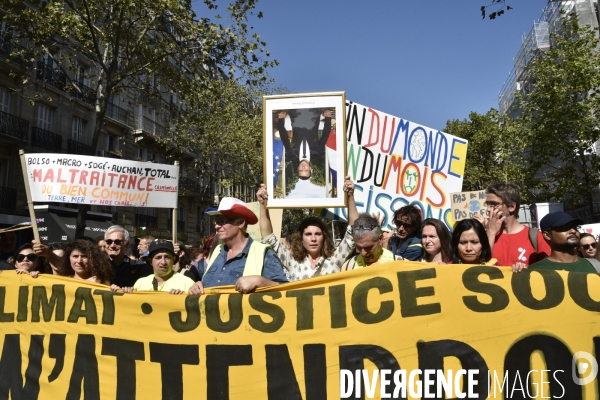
[188,197,287,295]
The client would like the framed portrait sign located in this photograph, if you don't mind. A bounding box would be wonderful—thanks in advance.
[263,92,347,208]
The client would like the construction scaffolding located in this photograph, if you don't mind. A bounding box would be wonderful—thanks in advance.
[497,0,596,115]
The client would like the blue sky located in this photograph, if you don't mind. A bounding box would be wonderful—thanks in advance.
[198,0,548,131]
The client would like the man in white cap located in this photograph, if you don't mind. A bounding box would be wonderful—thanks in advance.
[188,197,287,295]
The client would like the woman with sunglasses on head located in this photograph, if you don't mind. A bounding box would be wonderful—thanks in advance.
[421,218,453,264]
[451,219,496,265]
[11,243,49,277]
[57,239,113,284]
[256,176,359,281]
[389,205,424,261]
[577,233,600,261]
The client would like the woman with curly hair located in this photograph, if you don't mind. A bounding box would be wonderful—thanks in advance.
[57,239,113,284]
[256,176,359,281]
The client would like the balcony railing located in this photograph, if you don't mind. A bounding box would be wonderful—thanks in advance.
[97,150,122,159]
[32,127,62,152]
[106,102,131,126]
[36,62,95,106]
[0,110,28,141]
[135,116,168,138]
[0,186,17,210]
[0,40,28,66]
[70,82,95,106]
[67,139,91,155]
[36,61,67,91]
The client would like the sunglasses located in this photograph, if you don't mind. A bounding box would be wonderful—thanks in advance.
[16,254,38,262]
[582,243,598,250]
[395,222,416,229]
[214,218,239,226]
[353,225,379,231]
[105,239,123,246]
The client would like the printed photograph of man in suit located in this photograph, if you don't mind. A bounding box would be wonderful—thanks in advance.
[273,107,335,198]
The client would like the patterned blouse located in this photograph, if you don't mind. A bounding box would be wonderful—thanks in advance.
[261,227,355,281]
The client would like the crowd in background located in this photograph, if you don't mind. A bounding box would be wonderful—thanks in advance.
[0,180,597,294]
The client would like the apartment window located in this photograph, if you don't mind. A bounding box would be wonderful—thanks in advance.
[0,88,9,113]
[71,117,85,142]
[0,158,10,187]
[75,62,90,87]
[108,135,119,152]
[37,104,53,131]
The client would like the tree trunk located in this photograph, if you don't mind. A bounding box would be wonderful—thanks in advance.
[74,79,112,239]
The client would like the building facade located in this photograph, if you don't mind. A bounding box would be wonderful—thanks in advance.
[0,19,257,251]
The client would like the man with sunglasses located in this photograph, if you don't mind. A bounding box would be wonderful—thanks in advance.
[105,225,152,287]
[529,212,599,273]
[389,205,423,261]
[188,197,287,295]
[342,214,395,271]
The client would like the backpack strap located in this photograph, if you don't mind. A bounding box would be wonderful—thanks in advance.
[584,258,600,273]
[528,227,538,253]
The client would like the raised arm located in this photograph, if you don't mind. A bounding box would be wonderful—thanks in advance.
[257,184,273,238]
[32,240,62,267]
[344,176,359,226]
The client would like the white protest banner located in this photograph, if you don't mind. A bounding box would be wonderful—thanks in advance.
[23,154,179,208]
[581,223,600,241]
[327,101,467,229]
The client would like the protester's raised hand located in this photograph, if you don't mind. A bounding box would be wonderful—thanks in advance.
[473,213,488,229]
[487,207,506,234]
[343,176,354,197]
[32,240,50,257]
[256,184,268,205]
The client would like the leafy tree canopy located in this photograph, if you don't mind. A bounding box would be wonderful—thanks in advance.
[444,109,527,196]
[513,12,600,216]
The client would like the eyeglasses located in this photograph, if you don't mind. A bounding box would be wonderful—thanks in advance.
[582,243,598,250]
[483,201,503,208]
[105,239,123,246]
[16,254,38,262]
[353,225,379,231]
[214,218,239,226]
[395,222,415,229]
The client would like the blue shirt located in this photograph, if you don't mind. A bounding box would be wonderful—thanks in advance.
[199,236,288,287]
[389,235,423,261]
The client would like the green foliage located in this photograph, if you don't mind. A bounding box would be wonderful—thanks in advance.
[444,109,527,194]
[1,0,277,156]
[513,12,600,213]
[1,0,278,236]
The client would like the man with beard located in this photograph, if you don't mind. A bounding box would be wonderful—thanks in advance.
[529,212,599,273]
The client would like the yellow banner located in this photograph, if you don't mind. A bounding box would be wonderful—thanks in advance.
[1,262,599,399]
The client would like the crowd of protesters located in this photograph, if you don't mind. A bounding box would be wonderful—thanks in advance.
[0,179,597,293]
